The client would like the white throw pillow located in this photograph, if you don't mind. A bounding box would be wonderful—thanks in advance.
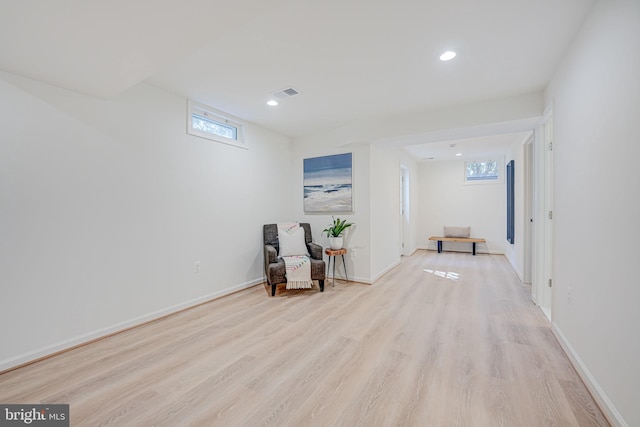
[278,226,309,257]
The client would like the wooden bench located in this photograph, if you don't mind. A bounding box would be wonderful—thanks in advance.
[428,236,486,255]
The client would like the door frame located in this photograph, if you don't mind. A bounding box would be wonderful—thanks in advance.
[532,104,554,319]
[523,135,534,284]
[399,164,411,256]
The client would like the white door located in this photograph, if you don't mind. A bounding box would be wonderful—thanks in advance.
[542,117,554,316]
[523,136,534,284]
[532,110,554,320]
[400,165,411,256]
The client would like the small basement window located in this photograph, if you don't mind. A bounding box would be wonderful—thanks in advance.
[464,159,501,183]
[187,100,246,149]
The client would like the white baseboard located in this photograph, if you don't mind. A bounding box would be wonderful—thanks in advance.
[505,254,524,282]
[330,259,401,285]
[401,246,419,257]
[372,258,401,282]
[552,324,627,427]
[326,265,371,284]
[0,278,263,373]
[337,275,372,284]
[329,269,372,284]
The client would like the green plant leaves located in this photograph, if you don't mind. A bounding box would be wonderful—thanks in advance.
[322,216,354,237]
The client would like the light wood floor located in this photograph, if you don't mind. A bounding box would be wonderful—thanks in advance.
[0,251,609,426]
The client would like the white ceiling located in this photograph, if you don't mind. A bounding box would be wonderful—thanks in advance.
[404,132,532,161]
[1,0,595,154]
[0,0,289,99]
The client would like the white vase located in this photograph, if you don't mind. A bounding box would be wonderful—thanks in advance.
[329,236,344,250]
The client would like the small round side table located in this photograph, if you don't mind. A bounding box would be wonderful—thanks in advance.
[325,248,348,287]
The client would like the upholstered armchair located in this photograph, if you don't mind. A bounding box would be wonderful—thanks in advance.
[263,223,325,296]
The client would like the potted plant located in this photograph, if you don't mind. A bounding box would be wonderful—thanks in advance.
[323,216,354,249]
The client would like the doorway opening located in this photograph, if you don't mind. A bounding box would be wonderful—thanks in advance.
[400,165,411,256]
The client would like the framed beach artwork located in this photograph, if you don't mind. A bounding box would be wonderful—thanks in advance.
[303,153,353,212]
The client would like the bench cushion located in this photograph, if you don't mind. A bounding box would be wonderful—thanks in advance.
[444,226,470,238]
[429,236,485,243]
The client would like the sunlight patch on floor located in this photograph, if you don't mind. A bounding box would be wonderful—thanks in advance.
[423,269,459,281]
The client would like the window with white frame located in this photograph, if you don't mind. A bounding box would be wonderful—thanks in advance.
[187,100,246,149]
[464,159,502,183]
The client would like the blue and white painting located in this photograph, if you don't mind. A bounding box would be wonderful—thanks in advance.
[304,153,353,212]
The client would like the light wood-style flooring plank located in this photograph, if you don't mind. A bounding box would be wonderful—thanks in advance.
[0,251,609,426]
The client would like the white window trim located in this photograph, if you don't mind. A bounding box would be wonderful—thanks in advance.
[187,100,246,149]
[463,157,504,185]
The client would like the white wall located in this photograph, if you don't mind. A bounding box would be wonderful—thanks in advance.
[370,147,400,279]
[369,146,420,280]
[290,138,371,282]
[288,92,544,282]
[290,132,420,283]
[545,1,640,425]
[504,135,531,281]
[0,73,292,370]
[417,160,506,255]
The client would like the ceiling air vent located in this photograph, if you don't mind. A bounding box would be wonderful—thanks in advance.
[272,87,300,99]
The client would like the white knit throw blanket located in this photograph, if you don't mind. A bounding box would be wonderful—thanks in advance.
[283,255,313,289]
[277,223,313,290]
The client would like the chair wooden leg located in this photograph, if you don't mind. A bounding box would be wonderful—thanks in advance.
[271,284,277,296]
[319,280,324,292]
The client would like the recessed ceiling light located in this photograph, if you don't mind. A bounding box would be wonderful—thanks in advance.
[267,99,278,106]
[440,50,457,61]
[456,153,462,156]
